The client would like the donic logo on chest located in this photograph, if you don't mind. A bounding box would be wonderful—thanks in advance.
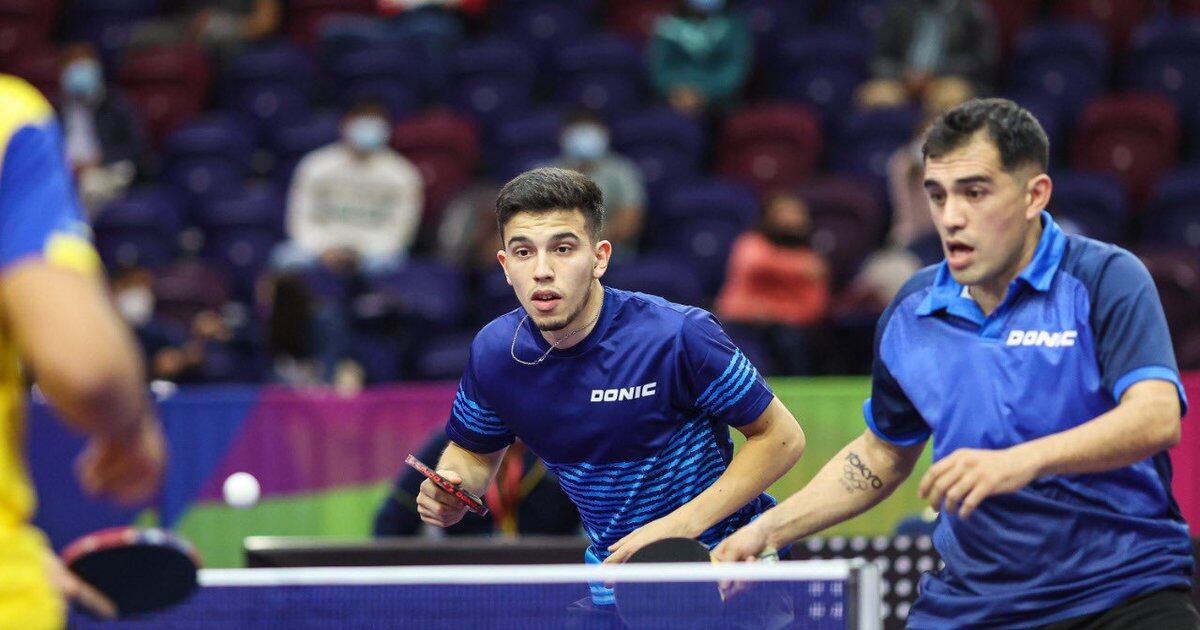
[590,382,658,402]
[1005,330,1078,348]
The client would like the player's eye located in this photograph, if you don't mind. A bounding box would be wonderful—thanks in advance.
[556,245,573,254]
[928,191,946,204]
[513,248,531,258]
[967,187,987,200]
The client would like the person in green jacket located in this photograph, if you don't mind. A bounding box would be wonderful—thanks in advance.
[647,0,752,116]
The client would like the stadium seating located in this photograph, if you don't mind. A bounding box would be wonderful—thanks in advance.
[551,33,643,116]
[328,46,423,118]
[716,103,823,193]
[118,45,211,144]
[391,109,480,220]
[1048,171,1129,243]
[1008,21,1109,117]
[1053,0,1157,52]
[488,106,564,181]
[266,111,342,184]
[767,28,870,123]
[601,0,675,43]
[450,37,537,125]
[0,0,59,67]
[1144,166,1200,251]
[92,185,186,270]
[222,41,317,134]
[795,176,887,290]
[610,106,706,199]
[162,115,256,210]
[1124,20,1200,114]
[1071,92,1180,208]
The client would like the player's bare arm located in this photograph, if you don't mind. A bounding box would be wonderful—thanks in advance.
[922,379,1181,518]
[606,396,805,564]
[714,429,923,562]
[1,260,164,505]
[417,440,506,528]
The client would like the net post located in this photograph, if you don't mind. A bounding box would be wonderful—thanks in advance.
[846,558,882,630]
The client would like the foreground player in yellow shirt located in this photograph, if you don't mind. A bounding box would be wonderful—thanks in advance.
[0,75,164,629]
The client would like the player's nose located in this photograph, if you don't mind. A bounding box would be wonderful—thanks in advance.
[533,251,554,280]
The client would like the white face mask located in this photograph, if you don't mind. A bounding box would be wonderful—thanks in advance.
[116,287,154,326]
[345,116,390,152]
[562,124,609,161]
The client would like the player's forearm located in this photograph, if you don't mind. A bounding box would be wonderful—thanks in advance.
[1013,380,1181,479]
[437,441,504,496]
[673,399,805,535]
[757,431,921,549]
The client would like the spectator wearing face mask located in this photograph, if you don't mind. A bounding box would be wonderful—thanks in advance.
[647,0,752,117]
[273,101,424,276]
[58,42,146,216]
[551,110,646,258]
[715,191,830,375]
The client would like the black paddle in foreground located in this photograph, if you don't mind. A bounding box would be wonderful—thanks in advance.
[61,527,200,618]
[614,537,723,629]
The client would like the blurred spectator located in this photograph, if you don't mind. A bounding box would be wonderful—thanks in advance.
[857,0,997,114]
[647,0,753,117]
[551,110,646,257]
[374,432,580,537]
[273,101,424,276]
[130,0,281,61]
[715,191,829,374]
[886,128,936,248]
[59,43,145,216]
[437,180,502,274]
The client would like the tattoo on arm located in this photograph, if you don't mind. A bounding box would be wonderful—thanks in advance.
[839,451,884,494]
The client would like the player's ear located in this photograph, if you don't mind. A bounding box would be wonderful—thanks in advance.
[1025,172,1052,220]
[592,239,612,279]
[496,250,512,285]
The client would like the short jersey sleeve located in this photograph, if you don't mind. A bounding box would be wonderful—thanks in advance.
[444,345,516,454]
[0,109,97,275]
[677,309,773,427]
[1090,250,1187,413]
[865,299,932,446]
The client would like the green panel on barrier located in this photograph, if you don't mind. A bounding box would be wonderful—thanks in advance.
[175,483,392,568]
[171,377,934,567]
[734,377,934,538]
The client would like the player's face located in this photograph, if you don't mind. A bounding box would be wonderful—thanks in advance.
[923,132,1050,292]
[497,210,611,332]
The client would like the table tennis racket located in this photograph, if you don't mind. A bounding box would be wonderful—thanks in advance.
[61,527,200,618]
[405,453,489,516]
[614,537,723,629]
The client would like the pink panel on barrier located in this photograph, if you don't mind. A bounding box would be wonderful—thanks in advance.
[1170,373,1200,530]
[197,384,457,500]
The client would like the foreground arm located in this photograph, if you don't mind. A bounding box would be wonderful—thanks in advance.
[416,440,506,528]
[714,429,923,561]
[922,379,1180,518]
[606,397,805,563]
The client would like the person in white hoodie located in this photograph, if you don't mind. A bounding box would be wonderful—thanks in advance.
[274,101,424,276]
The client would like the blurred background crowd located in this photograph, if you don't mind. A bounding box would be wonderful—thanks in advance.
[6,0,1200,387]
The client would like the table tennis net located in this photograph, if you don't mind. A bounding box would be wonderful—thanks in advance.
[69,560,881,629]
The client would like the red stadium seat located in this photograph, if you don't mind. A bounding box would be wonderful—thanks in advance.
[1136,250,1200,369]
[119,46,212,145]
[795,175,886,290]
[1053,0,1156,52]
[1174,0,1200,16]
[392,109,480,227]
[287,0,376,46]
[6,46,62,102]
[986,0,1040,59]
[602,0,675,42]
[0,0,59,67]
[1071,93,1179,210]
[716,103,822,194]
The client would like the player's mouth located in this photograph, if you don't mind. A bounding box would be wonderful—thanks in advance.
[530,290,563,313]
[945,240,975,271]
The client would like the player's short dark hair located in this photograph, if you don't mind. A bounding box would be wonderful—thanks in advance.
[496,167,605,242]
[922,98,1049,173]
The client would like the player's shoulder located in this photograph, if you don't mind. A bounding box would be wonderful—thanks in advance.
[609,286,713,338]
[0,75,54,154]
[1058,234,1151,297]
[471,307,527,358]
[883,264,941,321]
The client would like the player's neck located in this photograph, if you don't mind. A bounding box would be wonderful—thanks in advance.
[542,281,604,350]
[969,222,1043,316]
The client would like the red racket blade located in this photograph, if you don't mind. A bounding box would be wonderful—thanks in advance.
[405,454,489,516]
[62,527,200,617]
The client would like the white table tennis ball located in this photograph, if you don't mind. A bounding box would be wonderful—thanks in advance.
[222,472,260,508]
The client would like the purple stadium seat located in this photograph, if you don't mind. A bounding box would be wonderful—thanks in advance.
[1145,166,1200,251]
[118,45,211,144]
[1048,171,1129,243]
[198,184,287,301]
[412,333,474,381]
[647,179,759,294]
[1009,95,1066,165]
[0,0,58,67]
[64,0,158,71]
[330,47,423,118]
[796,176,886,290]
[392,109,480,221]
[162,115,256,208]
[603,255,707,308]
[92,185,185,270]
[716,103,823,194]
[473,268,521,325]
[610,106,706,198]
[488,107,564,181]
[267,111,342,183]
[152,260,230,328]
[6,47,61,102]
[288,0,375,46]
[1071,93,1180,208]
[493,0,594,60]
[222,42,316,133]
[1137,250,1200,368]
[1008,21,1108,114]
[767,28,870,122]
[602,0,674,43]
[1124,21,1200,112]
[829,106,919,184]
[552,33,643,116]
[742,0,816,60]
[450,37,536,125]
[986,0,1040,59]
[1053,0,1156,53]
[371,260,466,330]
[821,0,888,37]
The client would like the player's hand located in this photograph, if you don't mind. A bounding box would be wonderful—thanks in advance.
[42,548,117,620]
[603,514,697,565]
[416,470,469,528]
[77,414,166,507]
[712,520,771,564]
[918,447,1039,518]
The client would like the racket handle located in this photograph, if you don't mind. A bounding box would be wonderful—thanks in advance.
[757,546,779,563]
